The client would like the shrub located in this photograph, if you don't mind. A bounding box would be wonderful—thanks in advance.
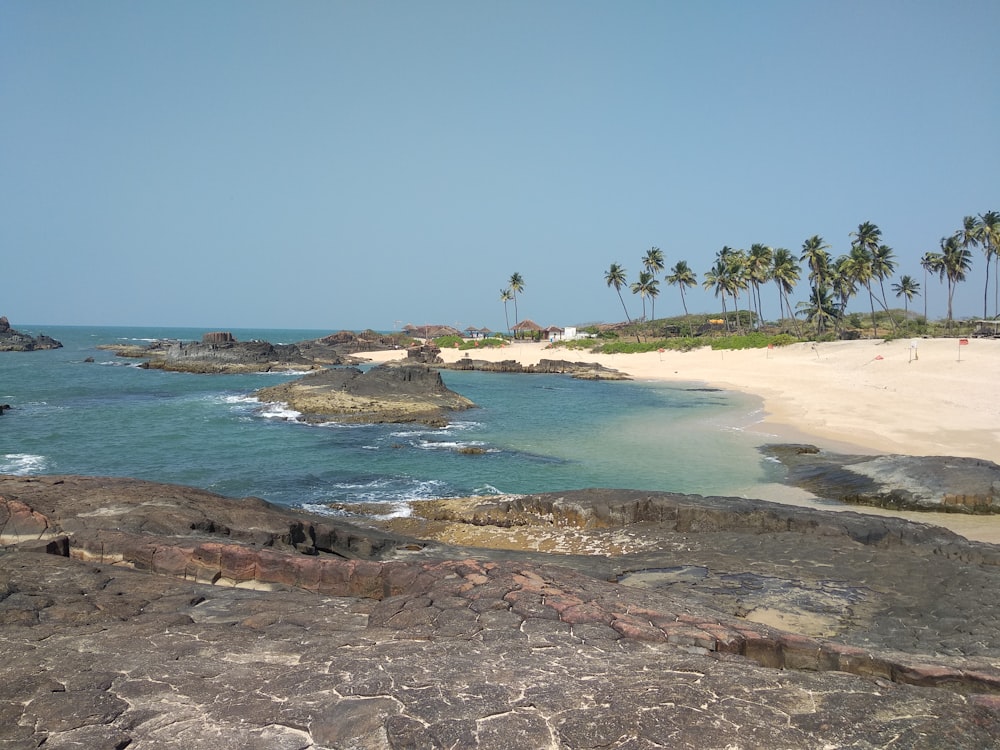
[597,337,702,354]
[433,335,510,351]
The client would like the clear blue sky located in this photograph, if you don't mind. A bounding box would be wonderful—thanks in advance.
[2,1,998,331]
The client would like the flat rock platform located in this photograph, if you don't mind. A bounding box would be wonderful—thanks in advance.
[2,476,1000,748]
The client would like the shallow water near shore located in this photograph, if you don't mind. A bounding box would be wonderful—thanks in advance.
[0,325,806,515]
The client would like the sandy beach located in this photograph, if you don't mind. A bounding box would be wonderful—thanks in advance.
[367,337,1000,542]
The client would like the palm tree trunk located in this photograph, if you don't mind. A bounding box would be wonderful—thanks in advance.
[867,285,878,338]
[923,267,928,321]
[876,279,897,330]
[784,291,803,337]
[947,278,955,327]
[984,254,992,320]
[616,290,632,324]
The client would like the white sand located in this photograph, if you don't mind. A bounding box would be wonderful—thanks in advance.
[365,337,1000,542]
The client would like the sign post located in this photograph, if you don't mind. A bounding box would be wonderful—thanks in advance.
[958,338,969,361]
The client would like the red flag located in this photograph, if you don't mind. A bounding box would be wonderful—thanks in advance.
[959,338,969,345]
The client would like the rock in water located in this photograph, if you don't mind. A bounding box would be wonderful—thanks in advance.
[0,316,62,351]
[255,363,475,426]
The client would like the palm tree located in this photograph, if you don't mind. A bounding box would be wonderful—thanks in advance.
[966,211,1000,320]
[746,244,773,329]
[666,260,697,315]
[831,256,857,336]
[975,211,1000,318]
[851,221,883,256]
[630,271,656,321]
[891,275,920,319]
[770,248,801,334]
[499,288,513,335]
[508,272,524,328]
[871,244,898,330]
[797,286,838,334]
[842,245,879,336]
[642,247,665,320]
[956,215,983,319]
[702,258,731,330]
[920,251,943,321]
[847,223,883,337]
[718,247,748,332]
[604,263,632,323]
[800,235,831,304]
[940,234,974,327]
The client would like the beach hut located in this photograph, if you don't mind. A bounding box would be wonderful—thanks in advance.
[973,320,1000,337]
[543,325,565,342]
[512,319,543,340]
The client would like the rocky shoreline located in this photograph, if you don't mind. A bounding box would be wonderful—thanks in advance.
[2,475,1000,747]
[766,444,1000,513]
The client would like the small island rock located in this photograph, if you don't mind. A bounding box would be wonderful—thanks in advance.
[255,363,475,426]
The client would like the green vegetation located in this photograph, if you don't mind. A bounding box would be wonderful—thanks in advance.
[433,335,509,351]
[590,331,798,355]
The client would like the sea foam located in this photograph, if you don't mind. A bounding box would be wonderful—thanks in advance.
[1,453,48,475]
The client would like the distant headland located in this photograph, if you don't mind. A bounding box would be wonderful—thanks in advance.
[0,316,62,351]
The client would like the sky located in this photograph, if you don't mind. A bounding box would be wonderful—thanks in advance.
[2,1,999,331]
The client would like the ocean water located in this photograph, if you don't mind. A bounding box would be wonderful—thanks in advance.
[0,325,789,515]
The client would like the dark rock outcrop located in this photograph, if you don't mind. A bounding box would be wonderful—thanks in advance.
[101,330,398,371]
[138,337,319,374]
[0,316,62,351]
[255,363,476,426]
[298,330,408,364]
[201,330,236,343]
[405,342,444,364]
[766,444,1000,513]
[2,476,1000,748]
[444,356,630,380]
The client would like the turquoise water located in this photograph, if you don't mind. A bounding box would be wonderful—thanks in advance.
[0,326,786,514]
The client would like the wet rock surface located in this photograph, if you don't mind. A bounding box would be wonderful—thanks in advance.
[3,476,1000,748]
[766,444,1000,513]
[255,363,476,427]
